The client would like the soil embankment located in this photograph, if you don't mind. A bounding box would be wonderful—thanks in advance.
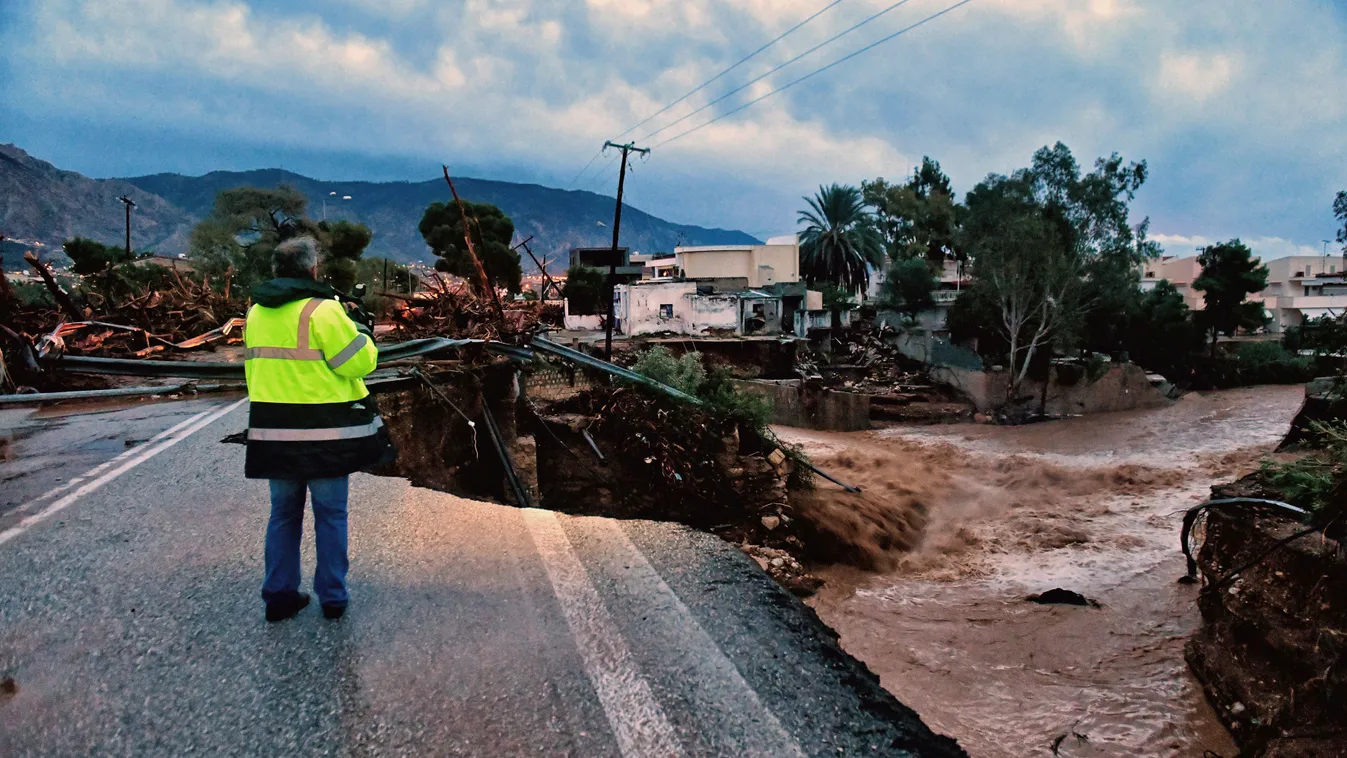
[1186,505,1346,756]
[784,385,1305,757]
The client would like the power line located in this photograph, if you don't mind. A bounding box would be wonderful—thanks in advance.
[582,153,623,194]
[567,0,845,192]
[564,151,605,191]
[613,0,846,142]
[637,0,918,144]
[652,0,977,151]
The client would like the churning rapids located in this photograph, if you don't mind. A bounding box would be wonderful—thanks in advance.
[780,385,1306,758]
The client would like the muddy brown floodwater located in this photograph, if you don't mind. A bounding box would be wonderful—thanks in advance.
[781,385,1306,758]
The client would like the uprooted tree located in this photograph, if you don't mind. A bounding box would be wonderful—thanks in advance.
[418,200,522,293]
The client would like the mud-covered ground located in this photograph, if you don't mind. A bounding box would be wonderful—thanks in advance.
[783,385,1307,758]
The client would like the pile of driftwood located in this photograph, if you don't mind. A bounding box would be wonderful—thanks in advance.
[388,273,561,342]
[1,253,247,360]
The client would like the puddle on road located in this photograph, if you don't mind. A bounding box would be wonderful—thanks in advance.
[785,385,1306,758]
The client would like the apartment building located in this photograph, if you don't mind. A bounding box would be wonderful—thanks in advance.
[1139,254,1347,332]
[1260,255,1347,331]
[1139,256,1206,311]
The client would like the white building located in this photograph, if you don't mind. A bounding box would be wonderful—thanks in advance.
[612,280,781,337]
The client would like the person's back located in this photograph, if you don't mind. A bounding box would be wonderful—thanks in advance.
[243,236,391,622]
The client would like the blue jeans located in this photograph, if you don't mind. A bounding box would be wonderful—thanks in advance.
[262,476,349,608]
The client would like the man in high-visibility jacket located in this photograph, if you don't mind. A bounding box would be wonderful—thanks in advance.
[244,236,391,623]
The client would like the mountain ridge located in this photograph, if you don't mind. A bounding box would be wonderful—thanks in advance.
[0,144,760,272]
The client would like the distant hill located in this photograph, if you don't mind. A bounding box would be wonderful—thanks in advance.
[0,144,760,273]
[0,144,195,261]
[122,170,759,269]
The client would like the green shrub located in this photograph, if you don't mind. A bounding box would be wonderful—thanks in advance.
[1257,421,1346,527]
[631,346,706,396]
[11,281,54,308]
[698,367,773,429]
[1195,342,1316,388]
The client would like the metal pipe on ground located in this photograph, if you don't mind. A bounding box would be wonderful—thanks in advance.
[41,338,531,380]
[0,382,246,406]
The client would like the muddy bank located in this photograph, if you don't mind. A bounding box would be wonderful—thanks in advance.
[1186,504,1347,756]
[787,386,1306,757]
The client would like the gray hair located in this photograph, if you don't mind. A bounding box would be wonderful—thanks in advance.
[273,236,320,278]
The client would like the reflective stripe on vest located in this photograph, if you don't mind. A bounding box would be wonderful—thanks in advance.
[326,334,369,370]
[245,298,326,362]
[247,416,383,442]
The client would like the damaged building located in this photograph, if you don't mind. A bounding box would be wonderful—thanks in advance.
[566,235,840,337]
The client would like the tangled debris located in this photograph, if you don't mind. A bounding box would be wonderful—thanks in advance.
[532,383,834,594]
[388,275,562,342]
[5,255,246,360]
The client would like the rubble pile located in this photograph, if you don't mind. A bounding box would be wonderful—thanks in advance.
[388,276,562,342]
[807,321,974,423]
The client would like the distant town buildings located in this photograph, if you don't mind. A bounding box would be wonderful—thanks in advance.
[1140,253,1347,332]
[562,235,841,337]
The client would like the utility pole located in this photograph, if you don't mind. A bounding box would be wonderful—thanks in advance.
[602,140,649,361]
[118,195,136,259]
[512,235,563,300]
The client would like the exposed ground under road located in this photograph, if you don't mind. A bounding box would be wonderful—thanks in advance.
[0,398,962,757]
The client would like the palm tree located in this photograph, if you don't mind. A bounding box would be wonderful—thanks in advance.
[798,184,884,293]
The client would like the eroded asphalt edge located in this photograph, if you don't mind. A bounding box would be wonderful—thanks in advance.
[0,398,964,757]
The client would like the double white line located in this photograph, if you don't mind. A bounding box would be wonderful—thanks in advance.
[0,398,246,547]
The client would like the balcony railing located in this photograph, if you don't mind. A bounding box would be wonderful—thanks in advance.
[932,290,961,304]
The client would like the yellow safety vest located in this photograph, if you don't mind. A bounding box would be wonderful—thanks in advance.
[243,291,388,480]
[244,297,376,404]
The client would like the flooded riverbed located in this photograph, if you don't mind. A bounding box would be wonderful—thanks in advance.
[782,385,1306,758]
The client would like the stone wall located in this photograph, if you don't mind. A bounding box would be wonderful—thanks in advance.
[732,379,871,432]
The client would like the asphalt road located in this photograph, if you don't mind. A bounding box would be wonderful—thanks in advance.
[0,397,964,757]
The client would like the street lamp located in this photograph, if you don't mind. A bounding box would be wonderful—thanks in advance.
[118,195,136,258]
[322,191,352,220]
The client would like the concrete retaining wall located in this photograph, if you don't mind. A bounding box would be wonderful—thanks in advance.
[894,331,1169,416]
[733,379,871,432]
[930,362,1169,415]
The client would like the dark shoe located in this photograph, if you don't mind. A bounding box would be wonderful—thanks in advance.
[265,592,310,623]
[321,604,346,620]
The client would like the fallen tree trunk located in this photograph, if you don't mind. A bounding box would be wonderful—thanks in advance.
[23,252,82,321]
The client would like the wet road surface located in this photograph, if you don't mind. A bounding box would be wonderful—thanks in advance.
[0,398,961,757]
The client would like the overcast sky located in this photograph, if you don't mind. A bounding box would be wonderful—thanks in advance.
[2,0,1344,256]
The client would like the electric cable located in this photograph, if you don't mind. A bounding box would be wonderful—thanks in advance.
[651,0,977,150]
[638,0,921,144]
[615,0,846,142]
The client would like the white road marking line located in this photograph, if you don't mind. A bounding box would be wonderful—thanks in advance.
[592,520,808,758]
[522,508,684,758]
[0,398,246,547]
[6,409,213,515]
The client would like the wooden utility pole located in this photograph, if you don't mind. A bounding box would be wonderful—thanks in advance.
[602,140,649,361]
[512,236,562,300]
[117,195,136,259]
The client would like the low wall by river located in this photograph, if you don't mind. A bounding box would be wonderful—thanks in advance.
[732,379,871,432]
[895,333,1170,415]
